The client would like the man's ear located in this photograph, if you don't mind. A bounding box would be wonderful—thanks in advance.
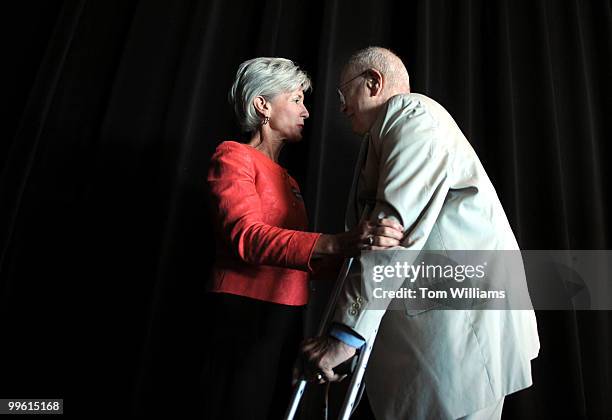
[253,96,270,117]
[366,69,384,97]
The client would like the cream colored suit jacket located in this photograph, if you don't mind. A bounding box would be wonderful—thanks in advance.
[333,93,540,420]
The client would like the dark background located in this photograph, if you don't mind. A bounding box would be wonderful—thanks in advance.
[1,0,611,418]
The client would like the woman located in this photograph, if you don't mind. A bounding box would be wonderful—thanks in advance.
[203,57,403,419]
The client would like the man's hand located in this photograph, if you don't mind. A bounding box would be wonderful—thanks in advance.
[293,336,357,385]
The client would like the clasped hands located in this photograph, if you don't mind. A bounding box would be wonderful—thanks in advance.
[312,216,403,262]
[346,217,404,254]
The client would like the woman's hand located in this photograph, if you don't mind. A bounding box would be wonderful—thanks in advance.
[340,217,404,256]
[314,218,404,257]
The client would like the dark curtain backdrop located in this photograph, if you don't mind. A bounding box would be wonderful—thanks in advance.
[1,0,611,418]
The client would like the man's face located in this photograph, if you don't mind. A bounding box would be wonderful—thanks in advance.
[337,69,381,135]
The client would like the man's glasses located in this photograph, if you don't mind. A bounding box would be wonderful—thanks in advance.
[337,70,369,108]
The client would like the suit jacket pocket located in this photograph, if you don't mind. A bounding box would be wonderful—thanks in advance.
[400,277,444,316]
[404,300,442,317]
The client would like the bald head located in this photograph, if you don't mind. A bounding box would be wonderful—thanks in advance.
[342,47,410,98]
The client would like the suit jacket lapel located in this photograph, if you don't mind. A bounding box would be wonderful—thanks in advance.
[345,133,370,230]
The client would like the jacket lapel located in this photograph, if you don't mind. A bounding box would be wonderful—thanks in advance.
[345,133,370,230]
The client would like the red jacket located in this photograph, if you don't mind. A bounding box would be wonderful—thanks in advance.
[207,141,321,306]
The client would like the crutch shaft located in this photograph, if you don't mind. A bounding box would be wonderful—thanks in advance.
[338,328,378,420]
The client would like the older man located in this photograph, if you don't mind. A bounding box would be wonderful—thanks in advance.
[299,47,540,420]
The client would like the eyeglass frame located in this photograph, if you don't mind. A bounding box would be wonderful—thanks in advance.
[337,69,370,108]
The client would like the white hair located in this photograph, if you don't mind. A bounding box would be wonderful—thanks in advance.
[343,47,410,93]
[228,57,312,133]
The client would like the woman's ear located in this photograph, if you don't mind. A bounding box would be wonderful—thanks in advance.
[253,96,270,117]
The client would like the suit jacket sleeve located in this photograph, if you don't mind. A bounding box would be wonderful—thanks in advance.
[208,144,321,271]
[332,97,452,339]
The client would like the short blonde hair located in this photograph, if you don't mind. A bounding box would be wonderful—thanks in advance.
[228,57,312,133]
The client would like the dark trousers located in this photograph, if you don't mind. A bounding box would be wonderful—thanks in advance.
[201,292,304,420]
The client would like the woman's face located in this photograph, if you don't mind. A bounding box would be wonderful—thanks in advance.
[267,89,309,141]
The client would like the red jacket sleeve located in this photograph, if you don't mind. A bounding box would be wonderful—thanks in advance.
[207,144,321,271]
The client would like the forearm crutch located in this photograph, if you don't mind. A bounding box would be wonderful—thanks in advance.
[285,210,381,420]
[284,256,351,420]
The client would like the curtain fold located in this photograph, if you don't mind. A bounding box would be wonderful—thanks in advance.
[0,0,85,277]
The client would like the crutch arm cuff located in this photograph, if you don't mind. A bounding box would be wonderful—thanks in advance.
[329,323,366,348]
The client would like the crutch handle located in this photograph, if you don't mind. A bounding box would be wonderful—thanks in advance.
[334,351,359,376]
